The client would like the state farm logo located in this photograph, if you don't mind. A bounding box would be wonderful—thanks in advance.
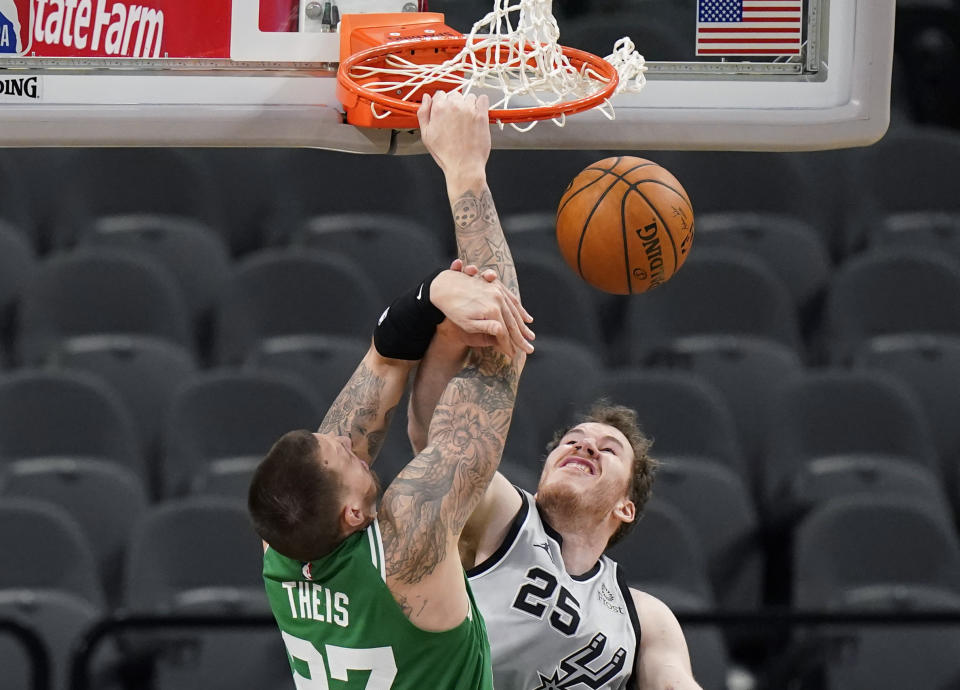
[3,0,165,57]
[0,75,40,100]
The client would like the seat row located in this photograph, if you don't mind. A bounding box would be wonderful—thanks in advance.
[4,125,960,260]
[5,219,960,369]
[4,488,960,690]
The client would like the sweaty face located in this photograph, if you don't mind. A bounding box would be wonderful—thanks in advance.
[312,433,381,521]
[536,422,635,526]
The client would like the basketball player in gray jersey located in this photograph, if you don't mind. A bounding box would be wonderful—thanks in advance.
[405,124,701,690]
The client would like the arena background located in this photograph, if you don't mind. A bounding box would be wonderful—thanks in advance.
[2,1,960,689]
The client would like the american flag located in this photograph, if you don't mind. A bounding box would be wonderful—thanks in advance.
[696,0,803,56]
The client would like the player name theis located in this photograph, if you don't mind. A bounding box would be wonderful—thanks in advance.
[31,0,164,58]
[281,581,350,627]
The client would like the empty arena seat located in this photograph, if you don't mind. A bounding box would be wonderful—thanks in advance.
[624,248,800,364]
[80,214,231,327]
[0,151,38,248]
[292,213,445,303]
[0,223,35,366]
[793,495,960,608]
[0,498,104,607]
[213,248,381,365]
[823,247,960,363]
[646,335,804,491]
[162,369,324,497]
[762,369,946,519]
[48,148,223,249]
[0,369,143,480]
[0,458,147,602]
[601,368,744,478]
[16,248,193,365]
[123,497,266,612]
[868,210,960,264]
[51,335,198,466]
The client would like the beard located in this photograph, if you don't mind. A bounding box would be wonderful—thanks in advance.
[536,478,610,530]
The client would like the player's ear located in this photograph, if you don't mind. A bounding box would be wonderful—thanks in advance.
[341,503,367,532]
[613,498,635,525]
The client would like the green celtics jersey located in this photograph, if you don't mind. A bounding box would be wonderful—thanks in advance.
[263,519,494,690]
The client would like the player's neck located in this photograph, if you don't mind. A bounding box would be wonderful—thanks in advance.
[541,509,611,576]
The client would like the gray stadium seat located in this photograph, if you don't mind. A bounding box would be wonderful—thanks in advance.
[694,212,831,313]
[0,369,143,480]
[793,495,960,609]
[51,335,198,468]
[514,253,605,352]
[763,370,946,519]
[625,248,800,365]
[213,248,381,365]
[292,213,446,303]
[48,148,223,249]
[654,458,762,611]
[854,334,960,510]
[646,335,804,491]
[484,149,598,219]
[123,497,266,612]
[0,151,37,248]
[245,334,368,411]
[266,149,450,245]
[600,368,744,478]
[516,336,604,444]
[0,498,104,607]
[607,499,714,604]
[869,210,960,264]
[162,369,324,497]
[0,458,147,602]
[842,126,960,255]
[16,248,194,365]
[0,223,35,366]
[80,214,231,327]
[823,248,960,364]
[0,589,106,690]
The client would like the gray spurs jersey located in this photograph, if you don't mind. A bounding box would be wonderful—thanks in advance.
[468,488,641,690]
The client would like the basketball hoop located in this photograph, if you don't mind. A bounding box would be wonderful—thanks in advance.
[335,1,646,132]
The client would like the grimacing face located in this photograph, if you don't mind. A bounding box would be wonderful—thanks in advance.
[535,422,636,527]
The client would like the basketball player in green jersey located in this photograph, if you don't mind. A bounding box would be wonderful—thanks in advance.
[248,91,531,689]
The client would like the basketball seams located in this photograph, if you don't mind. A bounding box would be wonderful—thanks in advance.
[556,156,693,295]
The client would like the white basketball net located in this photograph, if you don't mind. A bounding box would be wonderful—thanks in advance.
[346,0,646,132]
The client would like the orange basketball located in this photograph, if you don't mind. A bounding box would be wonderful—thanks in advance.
[556,156,695,295]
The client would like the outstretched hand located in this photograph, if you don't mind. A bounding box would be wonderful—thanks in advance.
[418,91,492,186]
[430,259,534,356]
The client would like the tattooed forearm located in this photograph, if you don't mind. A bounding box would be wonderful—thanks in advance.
[318,360,398,463]
[451,187,519,296]
[381,347,521,584]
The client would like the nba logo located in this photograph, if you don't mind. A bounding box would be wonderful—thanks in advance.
[0,0,26,54]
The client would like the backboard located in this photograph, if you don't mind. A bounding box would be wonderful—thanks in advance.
[0,0,896,151]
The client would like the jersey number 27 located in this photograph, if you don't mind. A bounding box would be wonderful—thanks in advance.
[281,631,398,689]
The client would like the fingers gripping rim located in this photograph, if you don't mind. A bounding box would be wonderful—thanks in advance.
[336,37,620,129]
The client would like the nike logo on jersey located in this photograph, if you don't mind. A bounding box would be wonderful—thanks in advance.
[416,283,424,300]
[378,307,390,325]
[533,541,556,565]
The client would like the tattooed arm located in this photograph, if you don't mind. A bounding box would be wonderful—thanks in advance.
[379,343,525,630]
[376,92,526,631]
[418,91,520,297]
[316,342,414,465]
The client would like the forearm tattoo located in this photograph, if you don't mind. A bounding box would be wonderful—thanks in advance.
[452,187,520,296]
[318,361,395,461]
[380,347,519,584]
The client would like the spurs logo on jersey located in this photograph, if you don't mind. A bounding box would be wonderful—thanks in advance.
[468,488,641,690]
[534,633,626,690]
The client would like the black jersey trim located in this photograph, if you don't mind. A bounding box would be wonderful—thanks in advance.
[466,485,529,578]
[537,502,603,582]
[617,565,642,689]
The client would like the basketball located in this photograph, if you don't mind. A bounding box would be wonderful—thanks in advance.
[556,156,695,295]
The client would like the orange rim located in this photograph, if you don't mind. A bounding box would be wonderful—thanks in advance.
[337,36,619,124]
